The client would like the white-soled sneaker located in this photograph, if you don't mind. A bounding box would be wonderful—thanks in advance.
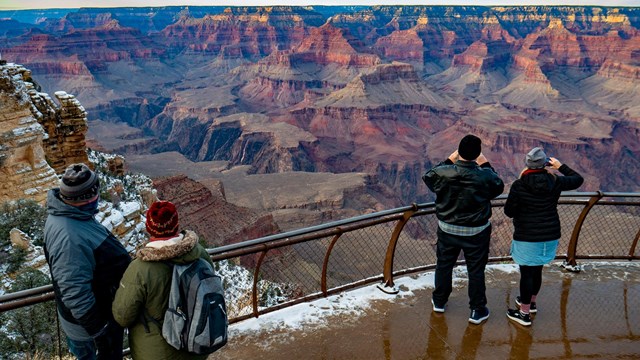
[431,299,446,313]
[507,308,532,326]
[468,306,490,324]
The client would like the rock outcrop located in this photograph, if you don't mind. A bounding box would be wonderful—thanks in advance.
[34,91,90,172]
[152,175,280,246]
[0,63,59,203]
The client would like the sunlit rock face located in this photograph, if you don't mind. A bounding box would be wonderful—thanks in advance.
[0,62,93,204]
[0,63,58,204]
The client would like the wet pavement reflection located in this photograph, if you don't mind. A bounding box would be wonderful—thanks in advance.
[211,263,640,360]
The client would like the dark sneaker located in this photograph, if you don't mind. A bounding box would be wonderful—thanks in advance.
[431,299,446,313]
[516,296,537,313]
[507,308,532,326]
[468,306,490,324]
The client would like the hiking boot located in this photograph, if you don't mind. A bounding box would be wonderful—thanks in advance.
[468,306,490,324]
[507,308,532,326]
[516,296,537,313]
[431,299,446,313]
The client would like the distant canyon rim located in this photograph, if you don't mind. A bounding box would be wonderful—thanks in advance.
[2,5,639,230]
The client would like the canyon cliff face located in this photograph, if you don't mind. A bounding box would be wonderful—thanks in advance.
[0,63,58,203]
[152,175,280,246]
[0,63,92,203]
[1,5,639,219]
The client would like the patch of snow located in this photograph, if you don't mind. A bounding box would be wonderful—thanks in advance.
[230,264,517,334]
[101,211,125,231]
[119,201,140,218]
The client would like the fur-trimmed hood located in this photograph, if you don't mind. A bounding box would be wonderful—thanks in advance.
[136,230,199,262]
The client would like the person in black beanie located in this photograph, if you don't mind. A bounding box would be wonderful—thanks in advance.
[44,163,131,359]
[422,135,504,325]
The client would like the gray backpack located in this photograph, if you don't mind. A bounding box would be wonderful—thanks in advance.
[162,258,228,354]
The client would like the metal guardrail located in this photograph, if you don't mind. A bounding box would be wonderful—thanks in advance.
[3,192,638,318]
[0,191,639,359]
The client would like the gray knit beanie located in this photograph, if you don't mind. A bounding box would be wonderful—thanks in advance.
[59,163,100,203]
[525,147,547,169]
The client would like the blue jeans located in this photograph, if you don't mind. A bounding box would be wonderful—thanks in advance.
[67,337,96,360]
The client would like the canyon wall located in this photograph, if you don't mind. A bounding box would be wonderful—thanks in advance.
[2,5,639,216]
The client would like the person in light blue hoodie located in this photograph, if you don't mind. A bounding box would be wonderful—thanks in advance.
[44,163,130,360]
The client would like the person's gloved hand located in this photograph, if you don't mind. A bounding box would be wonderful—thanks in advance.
[94,331,113,354]
[92,322,118,360]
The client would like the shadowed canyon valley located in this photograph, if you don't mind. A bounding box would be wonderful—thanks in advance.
[2,5,640,236]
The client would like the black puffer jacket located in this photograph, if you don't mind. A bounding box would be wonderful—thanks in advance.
[423,159,504,227]
[504,164,584,242]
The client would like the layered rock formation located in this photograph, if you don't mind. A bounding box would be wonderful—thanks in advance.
[158,6,324,59]
[33,91,90,172]
[2,5,639,217]
[152,175,280,246]
[0,63,58,203]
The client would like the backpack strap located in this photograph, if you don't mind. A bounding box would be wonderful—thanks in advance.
[138,311,150,333]
[139,309,162,333]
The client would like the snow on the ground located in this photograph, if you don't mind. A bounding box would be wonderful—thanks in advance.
[229,261,640,336]
[231,263,520,335]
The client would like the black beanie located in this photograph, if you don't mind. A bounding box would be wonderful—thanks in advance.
[59,163,100,203]
[458,135,482,160]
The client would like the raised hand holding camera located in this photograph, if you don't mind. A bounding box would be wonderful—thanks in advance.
[547,157,562,170]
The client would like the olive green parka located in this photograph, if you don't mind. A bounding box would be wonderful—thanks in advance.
[112,230,211,360]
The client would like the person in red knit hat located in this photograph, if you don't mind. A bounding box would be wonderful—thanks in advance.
[112,201,212,360]
[145,201,180,239]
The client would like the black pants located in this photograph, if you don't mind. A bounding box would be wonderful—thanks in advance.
[433,225,491,310]
[519,265,543,304]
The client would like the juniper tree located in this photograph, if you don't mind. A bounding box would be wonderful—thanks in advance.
[0,269,66,359]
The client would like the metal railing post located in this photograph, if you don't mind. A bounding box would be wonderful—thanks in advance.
[629,228,640,260]
[377,204,418,294]
[252,249,269,318]
[564,191,603,270]
[321,231,343,296]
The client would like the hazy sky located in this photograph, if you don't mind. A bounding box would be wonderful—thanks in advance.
[2,1,639,10]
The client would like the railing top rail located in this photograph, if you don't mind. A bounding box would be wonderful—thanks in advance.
[208,204,418,256]
[0,284,53,302]
[208,191,640,256]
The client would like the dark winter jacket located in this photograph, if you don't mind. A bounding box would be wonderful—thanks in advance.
[504,164,584,242]
[112,230,211,360]
[44,189,131,339]
[423,159,504,227]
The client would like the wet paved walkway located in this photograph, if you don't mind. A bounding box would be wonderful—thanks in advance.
[211,262,640,360]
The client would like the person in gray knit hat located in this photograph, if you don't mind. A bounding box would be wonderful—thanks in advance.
[44,163,130,359]
[59,163,101,203]
[504,148,583,327]
[524,147,547,170]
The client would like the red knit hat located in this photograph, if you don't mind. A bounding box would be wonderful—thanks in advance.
[146,201,179,239]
